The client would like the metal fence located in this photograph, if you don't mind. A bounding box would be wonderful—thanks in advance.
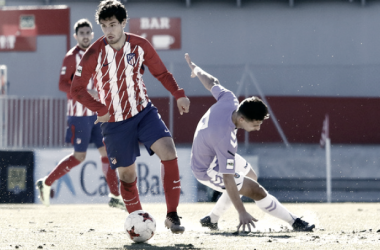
[0,96,66,148]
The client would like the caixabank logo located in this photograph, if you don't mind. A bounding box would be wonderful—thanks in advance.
[34,148,197,204]
[136,163,183,196]
[44,161,183,204]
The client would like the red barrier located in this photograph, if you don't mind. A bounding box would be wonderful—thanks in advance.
[0,6,70,52]
[151,96,380,144]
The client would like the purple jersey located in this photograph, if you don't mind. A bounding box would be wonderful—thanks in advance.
[191,85,239,181]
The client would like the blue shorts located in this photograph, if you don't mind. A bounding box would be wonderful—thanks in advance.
[65,115,104,152]
[101,103,171,169]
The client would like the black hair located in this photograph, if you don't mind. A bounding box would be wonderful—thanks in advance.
[95,0,128,24]
[237,96,269,121]
[74,19,92,34]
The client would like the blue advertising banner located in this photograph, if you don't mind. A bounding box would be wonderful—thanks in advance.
[34,148,197,204]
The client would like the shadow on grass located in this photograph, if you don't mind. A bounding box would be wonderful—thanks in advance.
[206,230,293,239]
[106,231,297,249]
[106,243,202,250]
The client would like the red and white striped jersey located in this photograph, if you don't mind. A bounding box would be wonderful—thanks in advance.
[59,45,95,116]
[71,33,186,123]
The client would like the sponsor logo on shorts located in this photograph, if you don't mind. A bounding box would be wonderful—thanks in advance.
[76,138,81,144]
[61,66,66,75]
[234,173,240,178]
[173,180,180,183]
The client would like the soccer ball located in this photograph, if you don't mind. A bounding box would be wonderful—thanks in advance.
[124,210,156,243]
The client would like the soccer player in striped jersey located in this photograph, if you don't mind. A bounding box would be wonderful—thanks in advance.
[36,19,125,210]
[71,1,190,234]
[185,53,315,233]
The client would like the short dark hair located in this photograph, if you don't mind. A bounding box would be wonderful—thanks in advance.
[74,19,92,34]
[237,96,269,121]
[95,0,128,24]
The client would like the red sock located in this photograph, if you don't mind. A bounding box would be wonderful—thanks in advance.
[161,158,181,214]
[101,156,120,196]
[45,154,81,186]
[120,178,142,213]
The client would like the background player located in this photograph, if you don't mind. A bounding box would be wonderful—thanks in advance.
[71,1,190,234]
[36,19,124,210]
[185,53,315,233]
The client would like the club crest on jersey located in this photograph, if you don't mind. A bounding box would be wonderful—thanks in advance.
[126,53,136,66]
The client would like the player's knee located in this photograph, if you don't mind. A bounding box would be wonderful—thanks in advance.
[251,184,267,200]
[151,137,177,161]
[158,146,177,161]
[73,154,86,162]
[117,166,137,183]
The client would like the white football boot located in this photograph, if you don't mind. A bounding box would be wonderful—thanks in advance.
[36,176,51,207]
[108,193,126,210]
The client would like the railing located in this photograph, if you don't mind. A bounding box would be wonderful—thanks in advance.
[0,96,66,148]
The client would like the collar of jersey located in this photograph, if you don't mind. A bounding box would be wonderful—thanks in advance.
[75,45,86,52]
[102,33,130,51]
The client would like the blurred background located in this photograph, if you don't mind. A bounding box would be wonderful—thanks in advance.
[1,0,379,204]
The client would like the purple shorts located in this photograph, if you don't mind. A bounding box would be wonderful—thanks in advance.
[100,103,171,169]
[65,115,104,152]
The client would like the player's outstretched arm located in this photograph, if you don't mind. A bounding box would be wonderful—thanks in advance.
[185,53,219,91]
[223,174,258,233]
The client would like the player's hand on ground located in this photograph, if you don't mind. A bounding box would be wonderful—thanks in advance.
[237,211,258,233]
[177,97,190,115]
[184,53,197,78]
[95,112,110,124]
[87,89,99,101]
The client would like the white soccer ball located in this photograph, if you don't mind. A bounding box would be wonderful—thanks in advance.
[124,210,156,243]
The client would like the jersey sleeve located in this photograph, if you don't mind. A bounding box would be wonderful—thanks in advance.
[58,54,76,95]
[214,131,238,175]
[71,45,108,116]
[211,85,236,102]
[142,39,186,100]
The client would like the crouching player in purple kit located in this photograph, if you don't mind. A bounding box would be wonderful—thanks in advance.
[185,53,315,233]
[36,19,124,210]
